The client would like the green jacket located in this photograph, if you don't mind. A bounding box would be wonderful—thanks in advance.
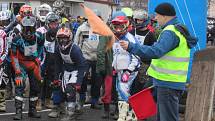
[96,36,113,76]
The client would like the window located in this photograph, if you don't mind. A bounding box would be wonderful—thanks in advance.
[0,3,9,11]
[65,3,73,17]
[0,2,25,15]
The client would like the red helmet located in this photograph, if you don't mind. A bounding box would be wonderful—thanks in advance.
[19,5,32,17]
[56,27,71,38]
[111,16,129,24]
[56,27,73,50]
[110,16,129,36]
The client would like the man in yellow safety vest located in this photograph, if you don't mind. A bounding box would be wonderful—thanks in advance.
[119,2,197,121]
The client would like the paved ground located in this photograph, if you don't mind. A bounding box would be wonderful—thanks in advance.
[0,99,186,121]
[0,99,116,121]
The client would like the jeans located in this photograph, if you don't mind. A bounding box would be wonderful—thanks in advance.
[156,87,183,121]
[80,60,101,103]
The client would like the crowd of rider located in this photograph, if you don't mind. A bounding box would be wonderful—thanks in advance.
[0,0,159,121]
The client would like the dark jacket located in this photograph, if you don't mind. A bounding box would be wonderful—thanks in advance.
[54,43,88,85]
[96,36,113,76]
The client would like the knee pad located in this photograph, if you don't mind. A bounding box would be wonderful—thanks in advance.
[65,85,76,102]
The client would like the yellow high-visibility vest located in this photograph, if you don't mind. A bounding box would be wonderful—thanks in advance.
[147,25,190,83]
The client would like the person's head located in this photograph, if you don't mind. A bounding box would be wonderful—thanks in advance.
[121,7,133,18]
[19,5,33,18]
[77,16,84,23]
[149,14,158,27]
[110,14,129,38]
[21,16,36,40]
[37,3,52,22]
[45,12,60,37]
[53,0,65,16]
[68,14,73,21]
[133,9,149,29]
[121,7,133,24]
[0,10,12,28]
[154,3,176,27]
[56,27,73,50]
[69,17,76,22]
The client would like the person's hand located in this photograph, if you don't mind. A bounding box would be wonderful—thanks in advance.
[15,70,22,77]
[16,15,22,23]
[112,70,117,76]
[15,76,23,87]
[186,83,191,88]
[119,40,129,50]
[0,59,3,66]
[35,58,41,66]
[74,84,81,92]
[52,80,61,86]
[39,79,44,86]
[121,71,130,83]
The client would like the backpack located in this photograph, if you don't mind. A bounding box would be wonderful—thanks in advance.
[174,24,198,49]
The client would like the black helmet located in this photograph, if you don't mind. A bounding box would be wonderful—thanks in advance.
[45,12,60,25]
[45,12,60,37]
[53,0,64,8]
[53,0,65,16]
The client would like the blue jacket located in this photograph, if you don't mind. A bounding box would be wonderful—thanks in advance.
[127,17,195,90]
[71,22,80,35]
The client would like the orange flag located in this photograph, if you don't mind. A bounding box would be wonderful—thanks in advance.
[80,4,115,50]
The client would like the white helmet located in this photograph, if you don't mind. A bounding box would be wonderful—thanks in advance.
[38,3,52,22]
[0,10,11,21]
[133,9,148,20]
[0,10,11,27]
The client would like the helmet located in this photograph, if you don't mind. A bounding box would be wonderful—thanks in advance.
[133,10,148,20]
[53,0,65,16]
[45,12,60,37]
[110,16,129,36]
[21,16,36,40]
[111,11,126,20]
[56,27,73,50]
[133,10,149,28]
[38,3,52,22]
[0,10,11,21]
[53,0,64,8]
[121,7,133,17]
[45,12,60,24]
[0,10,12,27]
[19,5,33,17]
